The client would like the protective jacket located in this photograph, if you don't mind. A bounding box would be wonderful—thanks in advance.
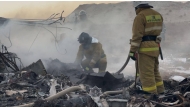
[130,8,165,94]
[130,8,163,57]
[75,37,106,67]
[75,43,105,62]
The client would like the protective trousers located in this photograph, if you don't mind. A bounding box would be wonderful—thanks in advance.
[138,53,164,94]
[81,56,107,73]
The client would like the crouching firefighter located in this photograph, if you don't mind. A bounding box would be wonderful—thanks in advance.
[129,1,165,94]
[74,32,107,73]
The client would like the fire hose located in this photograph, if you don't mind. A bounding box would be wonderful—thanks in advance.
[111,39,163,96]
[116,36,163,74]
[115,51,131,74]
[102,40,145,96]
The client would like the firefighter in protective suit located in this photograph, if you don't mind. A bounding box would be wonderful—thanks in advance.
[129,1,165,94]
[79,10,87,21]
[74,32,107,73]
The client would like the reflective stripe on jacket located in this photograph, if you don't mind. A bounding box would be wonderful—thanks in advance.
[130,8,163,57]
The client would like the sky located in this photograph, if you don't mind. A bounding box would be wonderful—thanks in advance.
[0,1,186,19]
[0,1,121,19]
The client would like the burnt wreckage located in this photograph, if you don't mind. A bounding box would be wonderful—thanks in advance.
[0,55,190,107]
[0,11,190,107]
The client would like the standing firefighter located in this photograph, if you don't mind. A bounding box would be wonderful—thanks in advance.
[129,1,165,94]
[74,32,107,73]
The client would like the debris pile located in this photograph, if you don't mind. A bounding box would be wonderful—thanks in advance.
[0,58,190,107]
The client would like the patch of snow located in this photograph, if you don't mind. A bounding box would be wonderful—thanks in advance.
[169,66,185,70]
[169,75,185,82]
[174,69,190,74]
[173,58,186,62]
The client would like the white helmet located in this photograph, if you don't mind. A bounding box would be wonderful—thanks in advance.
[79,10,87,21]
[133,1,153,8]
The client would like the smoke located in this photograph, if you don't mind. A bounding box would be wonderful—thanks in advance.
[63,1,190,77]
[0,19,80,68]
[76,2,136,77]
[0,1,133,76]
[56,2,138,77]
[0,1,130,73]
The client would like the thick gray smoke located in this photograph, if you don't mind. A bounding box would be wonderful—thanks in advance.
[64,1,190,77]
[0,20,79,68]
[64,2,137,77]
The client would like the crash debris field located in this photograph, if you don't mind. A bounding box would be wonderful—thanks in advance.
[0,1,190,107]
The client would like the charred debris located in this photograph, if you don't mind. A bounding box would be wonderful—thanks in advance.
[0,52,190,107]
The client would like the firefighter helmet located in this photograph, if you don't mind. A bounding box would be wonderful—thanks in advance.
[79,10,87,21]
[133,1,153,9]
[78,32,92,44]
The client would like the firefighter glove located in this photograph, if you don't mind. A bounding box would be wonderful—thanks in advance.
[156,37,162,43]
[129,52,137,61]
[85,67,90,71]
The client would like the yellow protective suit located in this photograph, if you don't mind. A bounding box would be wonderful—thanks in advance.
[75,42,107,73]
[130,8,165,94]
